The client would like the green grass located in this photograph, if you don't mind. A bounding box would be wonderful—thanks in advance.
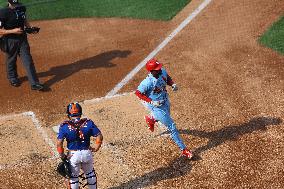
[259,16,284,55]
[0,0,191,21]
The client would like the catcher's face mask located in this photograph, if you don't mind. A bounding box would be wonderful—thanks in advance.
[66,102,82,117]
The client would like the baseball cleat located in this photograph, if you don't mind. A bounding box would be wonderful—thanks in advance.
[31,83,44,91]
[10,79,21,87]
[182,149,193,160]
[144,115,155,132]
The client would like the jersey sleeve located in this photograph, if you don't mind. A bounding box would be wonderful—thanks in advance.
[166,74,174,86]
[137,77,151,94]
[135,90,151,102]
[161,68,174,86]
[89,120,101,136]
[57,123,66,140]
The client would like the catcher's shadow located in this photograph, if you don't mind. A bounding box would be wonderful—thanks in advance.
[179,116,282,160]
[109,156,192,189]
[20,50,131,88]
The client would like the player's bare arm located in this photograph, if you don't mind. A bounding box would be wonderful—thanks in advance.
[56,138,66,160]
[91,133,103,152]
[0,28,23,35]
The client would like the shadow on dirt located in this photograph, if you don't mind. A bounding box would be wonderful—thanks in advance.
[111,116,282,188]
[109,156,192,189]
[180,116,282,160]
[19,50,131,88]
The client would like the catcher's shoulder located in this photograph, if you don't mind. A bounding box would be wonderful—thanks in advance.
[60,120,70,127]
[52,120,69,134]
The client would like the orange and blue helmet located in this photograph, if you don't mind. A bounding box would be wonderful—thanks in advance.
[66,102,82,117]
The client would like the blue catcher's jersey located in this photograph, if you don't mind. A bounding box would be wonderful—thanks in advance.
[137,68,169,101]
[57,118,101,150]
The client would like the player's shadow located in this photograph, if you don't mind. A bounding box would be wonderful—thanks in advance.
[19,50,131,88]
[179,116,282,160]
[109,156,192,189]
[110,116,282,189]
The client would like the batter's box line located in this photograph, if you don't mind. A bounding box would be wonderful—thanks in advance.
[23,112,59,159]
[83,92,133,105]
[0,111,58,170]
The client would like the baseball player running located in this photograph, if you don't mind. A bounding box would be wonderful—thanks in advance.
[135,58,193,159]
[57,102,103,189]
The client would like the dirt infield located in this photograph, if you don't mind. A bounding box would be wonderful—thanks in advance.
[0,0,284,188]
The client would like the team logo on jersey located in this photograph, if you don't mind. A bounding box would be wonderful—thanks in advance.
[153,87,162,94]
[153,86,166,94]
[79,130,85,141]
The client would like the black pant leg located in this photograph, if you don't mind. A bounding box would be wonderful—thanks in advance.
[19,37,39,85]
[5,38,19,82]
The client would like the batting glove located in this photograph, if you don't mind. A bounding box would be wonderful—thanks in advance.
[171,84,178,91]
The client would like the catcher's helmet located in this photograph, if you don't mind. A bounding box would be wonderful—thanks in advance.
[56,160,72,178]
[66,102,82,117]
[146,58,162,72]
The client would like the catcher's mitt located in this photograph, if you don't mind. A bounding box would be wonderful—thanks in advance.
[56,159,72,178]
[24,27,40,34]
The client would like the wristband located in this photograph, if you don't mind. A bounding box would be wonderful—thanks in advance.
[57,146,64,154]
[95,138,102,144]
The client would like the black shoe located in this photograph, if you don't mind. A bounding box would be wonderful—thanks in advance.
[31,83,44,91]
[10,79,21,87]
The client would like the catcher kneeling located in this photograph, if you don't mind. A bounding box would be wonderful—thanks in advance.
[56,102,103,189]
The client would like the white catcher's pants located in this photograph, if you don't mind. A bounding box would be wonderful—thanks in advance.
[68,150,97,189]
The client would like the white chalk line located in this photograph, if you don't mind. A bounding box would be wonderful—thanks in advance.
[0,111,57,156]
[106,0,212,97]
[83,92,133,105]
[102,0,212,168]
[23,111,58,159]
[0,112,25,121]
[51,92,134,133]
[0,93,132,170]
[0,111,58,170]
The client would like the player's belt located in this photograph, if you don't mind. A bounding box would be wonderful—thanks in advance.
[68,148,90,151]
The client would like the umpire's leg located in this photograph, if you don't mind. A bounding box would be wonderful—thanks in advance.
[18,37,40,85]
[5,38,20,82]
